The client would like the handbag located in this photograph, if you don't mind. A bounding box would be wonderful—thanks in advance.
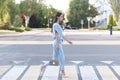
[49,60,59,66]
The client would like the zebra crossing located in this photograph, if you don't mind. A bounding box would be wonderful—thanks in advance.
[0,65,120,80]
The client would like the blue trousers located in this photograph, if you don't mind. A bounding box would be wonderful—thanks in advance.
[45,40,65,70]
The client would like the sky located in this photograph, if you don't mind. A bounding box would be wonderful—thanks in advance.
[43,0,70,13]
[15,0,23,4]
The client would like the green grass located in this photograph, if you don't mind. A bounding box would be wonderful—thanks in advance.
[112,27,120,31]
[92,26,107,30]
[0,32,13,34]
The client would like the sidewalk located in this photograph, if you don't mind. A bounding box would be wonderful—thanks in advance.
[64,29,120,36]
[0,29,44,37]
[0,29,120,37]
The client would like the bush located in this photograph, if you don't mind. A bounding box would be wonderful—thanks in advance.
[8,26,15,30]
[93,26,107,30]
[15,27,25,32]
[25,27,32,31]
[0,13,11,29]
[107,15,117,29]
[113,27,120,31]
[8,26,32,32]
[0,22,9,30]
[97,27,107,30]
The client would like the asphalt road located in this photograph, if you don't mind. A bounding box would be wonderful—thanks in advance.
[0,29,120,66]
[0,44,120,65]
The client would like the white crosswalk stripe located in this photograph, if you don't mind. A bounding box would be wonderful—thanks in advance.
[0,65,120,80]
[41,66,60,80]
[0,66,27,80]
[62,66,78,80]
[112,66,120,77]
[21,65,41,80]
[0,66,11,77]
[96,66,118,80]
[79,66,99,80]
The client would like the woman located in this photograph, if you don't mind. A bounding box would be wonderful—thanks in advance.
[41,12,72,77]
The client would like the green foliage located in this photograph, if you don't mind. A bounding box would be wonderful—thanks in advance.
[0,0,11,29]
[13,15,22,27]
[107,15,117,29]
[0,13,10,29]
[112,27,120,31]
[0,0,9,21]
[88,5,98,18]
[15,27,32,32]
[15,27,25,32]
[19,0,60,28]
[109,0,120,22]
[0,0,64,29]
[7,0,20,24]
[37,6,60,28]
[8,26,25,32]
[25,27,32,31]
[8,26,15,30]
[93,26,107,30]
[20,0,38,16]
[93,26,120,31]
[113,19,117,26]
[0,21,5,28]
[67,0,98,29]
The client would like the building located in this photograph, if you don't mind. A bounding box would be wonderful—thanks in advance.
[89,0,112,26]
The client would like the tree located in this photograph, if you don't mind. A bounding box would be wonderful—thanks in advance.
[19,0,46,27]
[0,0,11,29]
[19,0,60,28]
[43,5,61,28]
[7,0,20,24]
[0,0,9,21]
[109,0,120,22]
[88,5,98,18]
[67,0,98,28]
[19,0,38,16]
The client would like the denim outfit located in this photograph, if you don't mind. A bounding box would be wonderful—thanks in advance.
[45,23,65,70]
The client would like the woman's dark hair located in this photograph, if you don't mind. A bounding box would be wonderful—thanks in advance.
[53,12,62,23]
[51,12,62,33]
